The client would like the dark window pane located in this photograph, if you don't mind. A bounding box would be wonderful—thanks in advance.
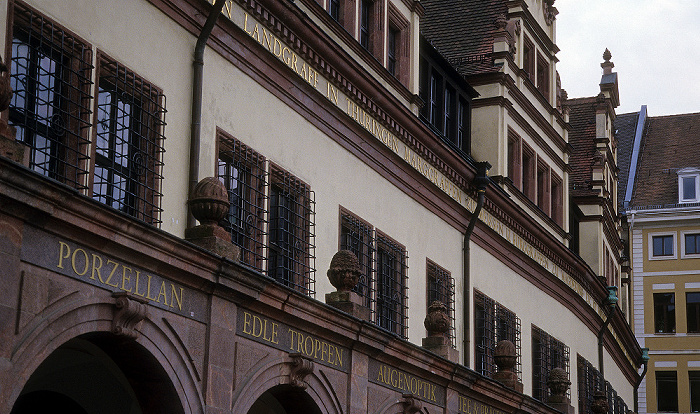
[688,292,700,333]
[690,371,700,412]
[686,234,700,255]
[683,177,697,200]
[654,293,676,333]
[653,235,674,257]
[656,371,678,412]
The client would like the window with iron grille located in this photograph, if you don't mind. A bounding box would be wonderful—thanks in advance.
[9,1,93,189]
[92,55,165,224]
[578,355,602,414]
[268,165,315,296]
[532,325,569,402]
[339,209,374,309]
[426,259,455,347]
[474,290,521,378]
[375,232,408,338]
[217,132,268,271]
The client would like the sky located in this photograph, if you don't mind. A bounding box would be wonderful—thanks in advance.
[554,0,700,117]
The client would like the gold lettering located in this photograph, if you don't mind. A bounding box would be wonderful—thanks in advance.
[121,266,132,292]
[104,259,120,287]
[262,27,273,51]
[243,13,252,35]
[170,284,184,310]
[377,364,385,383]
[327,83,338,105]
[146,275,158,301]
[133,270,147,297]
[156,281,168,303]
[335,347,343,367]
[251,23,260,43]
[71,248,89,276]
[243,312,253,335]
[223,0,233,19]
[58,241,70,269]
[90,253,103,282]
[273,37,282,57]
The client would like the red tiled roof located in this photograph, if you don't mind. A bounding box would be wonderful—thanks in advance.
[631,112,700,207]
[420,0,505,76]
[565,97,599,198]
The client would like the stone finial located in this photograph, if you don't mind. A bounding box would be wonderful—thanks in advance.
[591,388,609,414]
[601,49,614,74]
[547,367,571,403]
[424,301,450,338]
[494,14,507,30]
[327,250,360,292]
[492,340,523,392]
[189,177,229,226]
[185,177,240,261]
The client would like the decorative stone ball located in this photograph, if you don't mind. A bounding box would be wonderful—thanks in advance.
[188,177,230,226]
[494,340,517,371]
[424,301,450,337]
[327,250,360,292]
[547,367,571,398]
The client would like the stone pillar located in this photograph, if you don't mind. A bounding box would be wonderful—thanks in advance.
[546,367,574,414]
[422,301,459,363]
[325,250,371,321]
[185,177,240,261]
[493,340,523,393]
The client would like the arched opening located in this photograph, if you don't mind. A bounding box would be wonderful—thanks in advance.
[247,385,323,414]
[11,333,184,414]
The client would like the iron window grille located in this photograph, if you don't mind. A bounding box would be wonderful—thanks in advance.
[426,259,455,347]
[10,2,93,189]
[578,355,603,414]
[474,291,522,379]
[375,233,408,338]
[268,165,316,296]
[532,325,569,402]
[92,56,165,225]
[218,133,268,271]
[339,210,375,309]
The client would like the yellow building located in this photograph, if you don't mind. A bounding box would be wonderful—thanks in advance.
[621,108,700,413]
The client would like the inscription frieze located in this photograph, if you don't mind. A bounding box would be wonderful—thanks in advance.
[368,359,445,407]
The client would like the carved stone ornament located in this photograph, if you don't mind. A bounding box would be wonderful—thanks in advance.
[289,353,314,389]
[0,56,12,112]
[327,250,361,292]
[188,177,230,226]
[424,301,450,338]
[494,340,517,372]
[402,394,423,414]
[112,292,148,339]
[591,389,609,414]
[546,367,571,404]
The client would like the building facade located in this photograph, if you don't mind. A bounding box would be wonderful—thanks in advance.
[0,0,642,413]
[619,108,700,413]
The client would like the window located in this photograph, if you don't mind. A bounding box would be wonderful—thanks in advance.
[690,371,700,412]
[578,355,603,414]
[428,71,441,128]
[9,3,165,224]
[652,234,675,258]
[532,325,569,402]
[375,233,408,337]
[92,56,165,223]
[474,291,521,379]
[537,161,550,214]
[688,292,700,334]
[551,173,563,226]
[359,0,372,51]
[536,53,549,98]
[9,2,93,189]
[508,131,522,189]
[339,210,374,308]
[339,210,408,338]
[427,260,455,347]
[444,87,453,140]
[654,292,676,333]
[522,143,536,200]
[218,132,267,270]
[268,166,315,295]
[457,98,469,153]
[678,168,700,203]
[684,233,700,257]
[328,0,340,21]
[387,26,398,77]
[656,371,678,412]
[219,138,315,296]
[522,37,534,82]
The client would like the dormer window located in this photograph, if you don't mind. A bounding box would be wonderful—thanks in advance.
[678,168,700,203]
